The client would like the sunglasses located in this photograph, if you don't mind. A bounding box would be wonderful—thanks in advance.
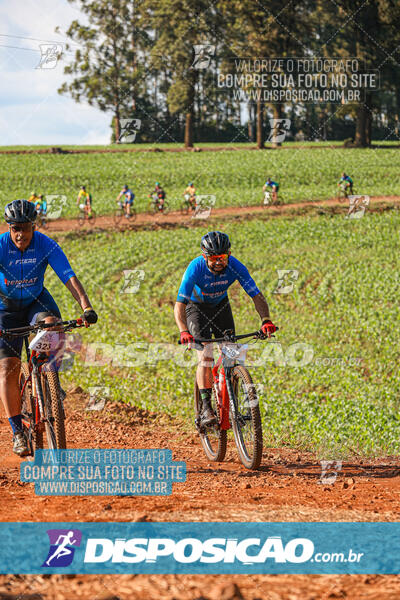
[10,224,33,233]
[204,253,229,264]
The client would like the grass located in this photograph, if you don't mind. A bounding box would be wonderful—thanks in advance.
[42,208,400,458]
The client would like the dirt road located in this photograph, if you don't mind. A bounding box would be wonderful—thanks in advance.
[1,391,400,599]
[0,195,397,236]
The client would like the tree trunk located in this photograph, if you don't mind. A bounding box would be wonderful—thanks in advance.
[271,104,284,147]
[247,103,255,141]
[355,99,373,147]
[185,111,194,148]
[185,79,195,148]
[256,99,264,149]
[114,107,121,143]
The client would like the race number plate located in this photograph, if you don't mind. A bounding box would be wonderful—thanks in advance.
[29,330,63,352]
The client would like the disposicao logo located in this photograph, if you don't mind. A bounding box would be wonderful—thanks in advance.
[42,529,82,567]
[83,536,314,564]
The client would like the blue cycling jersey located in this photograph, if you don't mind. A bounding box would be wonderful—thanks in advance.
[177,255,260,305]
[121,189,135,202]
[340,175,353,184]
[265,180,278,187]
[0,231,75,310]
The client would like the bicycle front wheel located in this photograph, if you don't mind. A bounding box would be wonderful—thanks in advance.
[148,201,157,214]
[231,365,263,469]
[194,381,227,462]
[113,208,124,226]
[41,371,66,449]
[87,209,96,226]
[180,201,190,215]
[77,210,85,226]
[20,363,42,453]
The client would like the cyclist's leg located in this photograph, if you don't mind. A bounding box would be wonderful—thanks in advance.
[0,308,29,453]
[186,302,216,423]
[186,302,213,386]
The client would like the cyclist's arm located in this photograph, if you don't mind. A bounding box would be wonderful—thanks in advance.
[116,192,123,201]
[65,276,93,311]
[252,291,270,321]
[174,261,197,330]
[174,301,189,333]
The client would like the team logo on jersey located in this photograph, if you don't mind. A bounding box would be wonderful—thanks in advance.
[4,276,38,287]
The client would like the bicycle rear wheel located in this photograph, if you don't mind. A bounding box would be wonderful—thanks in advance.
[41,371,66,449]
[194,381,226,462]
[20,363,42,453]
[231,365,263,469]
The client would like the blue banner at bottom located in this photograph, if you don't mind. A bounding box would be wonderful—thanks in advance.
[1,522,399,574]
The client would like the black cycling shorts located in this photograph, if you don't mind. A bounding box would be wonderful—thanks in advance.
[186,296,235,341]
[0,288,61,360]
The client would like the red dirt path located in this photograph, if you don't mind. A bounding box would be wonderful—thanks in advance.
[1,392,400,599]
[0,194,397,236]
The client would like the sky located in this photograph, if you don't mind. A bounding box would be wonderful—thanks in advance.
[0,0,110,145]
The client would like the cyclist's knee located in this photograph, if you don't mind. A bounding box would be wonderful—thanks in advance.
[0,357,21,380]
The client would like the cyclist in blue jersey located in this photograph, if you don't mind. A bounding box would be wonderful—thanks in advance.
[174,231,277,427]
[116,185,135,218]
[0,200,98,457]
[338,172,354,195]
[263,177,279,203]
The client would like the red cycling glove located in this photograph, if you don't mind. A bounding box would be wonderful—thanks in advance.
[260,319,277,339]
[180,330,194,345]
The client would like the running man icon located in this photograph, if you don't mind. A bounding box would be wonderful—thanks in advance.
[42,529,82,568]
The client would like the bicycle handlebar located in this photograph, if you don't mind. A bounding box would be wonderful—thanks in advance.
[0,318,85,339]
[178,327,279,345]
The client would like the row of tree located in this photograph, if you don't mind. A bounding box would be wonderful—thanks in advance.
[58,0,400,147]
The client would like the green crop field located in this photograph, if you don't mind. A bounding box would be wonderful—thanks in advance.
[1,144,400,217]
[43,208,400,459]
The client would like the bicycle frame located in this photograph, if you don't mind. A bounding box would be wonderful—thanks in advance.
[211,353,242,431]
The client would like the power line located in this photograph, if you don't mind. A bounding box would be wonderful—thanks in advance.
[0,32,80,46]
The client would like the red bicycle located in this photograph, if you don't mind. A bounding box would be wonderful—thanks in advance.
[1,319,84,456]
[186,330,272,470]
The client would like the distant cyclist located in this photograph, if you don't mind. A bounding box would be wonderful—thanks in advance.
[263,177,279,203]
[174,231,277,427]
[184,182,196,209]
[0,200,98,457]
[338,172,354,195]
[28,192,39,204]
[116,184,135,218]
[149,182,166,208]
[35,194,47,215]
[77,186,93,219]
